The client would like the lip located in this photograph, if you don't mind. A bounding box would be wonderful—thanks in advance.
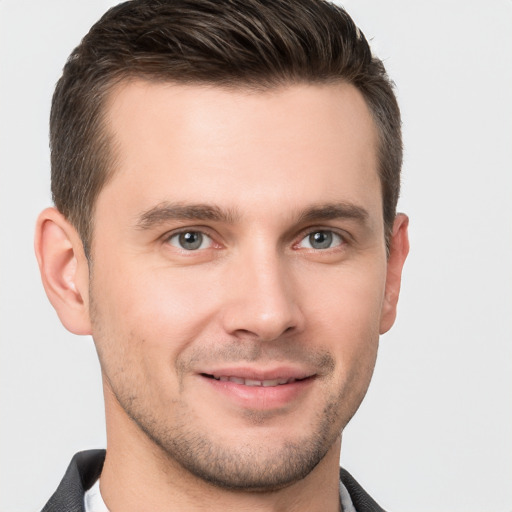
[198,366,316,410]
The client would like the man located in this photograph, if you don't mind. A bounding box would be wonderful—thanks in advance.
[35,0,409,510]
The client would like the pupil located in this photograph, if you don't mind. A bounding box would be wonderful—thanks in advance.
[310,231,332,249]
[179,232,202,250]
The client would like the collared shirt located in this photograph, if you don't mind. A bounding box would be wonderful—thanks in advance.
[84,477,357,512]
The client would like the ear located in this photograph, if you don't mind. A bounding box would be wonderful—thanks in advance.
[34,207,92,335]
[380,213,410,334]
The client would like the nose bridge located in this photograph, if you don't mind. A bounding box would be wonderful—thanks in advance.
[222,240,303,341]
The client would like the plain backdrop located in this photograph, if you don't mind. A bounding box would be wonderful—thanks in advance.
[1,1,511,511]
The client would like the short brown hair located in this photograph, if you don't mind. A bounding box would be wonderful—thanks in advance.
[50,0,402,256]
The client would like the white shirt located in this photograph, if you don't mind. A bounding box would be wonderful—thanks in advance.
[84,479,109,512]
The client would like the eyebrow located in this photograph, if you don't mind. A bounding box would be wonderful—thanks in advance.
[135,202,240,230]
[297,203,369,225]
[135,201,369,230]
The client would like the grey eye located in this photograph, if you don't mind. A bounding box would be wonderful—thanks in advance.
[168,231,211,250]
[309,231,332,249]
[299,230,343,250]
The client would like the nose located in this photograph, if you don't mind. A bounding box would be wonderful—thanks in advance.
[221,250,305,342]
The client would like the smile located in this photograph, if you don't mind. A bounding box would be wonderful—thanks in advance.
[198,366,317,410]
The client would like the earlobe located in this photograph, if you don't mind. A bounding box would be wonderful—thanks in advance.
[34,207,92,335]
[380,213,410,334]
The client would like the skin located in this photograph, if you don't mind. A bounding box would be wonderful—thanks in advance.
[35,81,409,512]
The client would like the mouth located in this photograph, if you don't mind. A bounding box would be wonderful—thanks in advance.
[200,373,310,387]
[198,368,316,410]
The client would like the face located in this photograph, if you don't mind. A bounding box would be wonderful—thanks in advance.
[88,81,397,489]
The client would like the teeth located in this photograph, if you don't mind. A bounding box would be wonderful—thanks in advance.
[244,379,262,386]
[211,375,299,387]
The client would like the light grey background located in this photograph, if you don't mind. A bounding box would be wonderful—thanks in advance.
[1,1,511,511]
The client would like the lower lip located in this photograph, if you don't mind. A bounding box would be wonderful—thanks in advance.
[201,376,315,410]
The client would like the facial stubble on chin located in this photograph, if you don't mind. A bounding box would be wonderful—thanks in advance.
[123,379,347,492]
[103,341,375,492]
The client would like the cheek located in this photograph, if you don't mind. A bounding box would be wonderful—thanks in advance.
[90,263,221,369]
[305,261,386,333]
[302,262,385,377]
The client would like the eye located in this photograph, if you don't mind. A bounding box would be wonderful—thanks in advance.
[298,230,344,250]
[167,231,213,251]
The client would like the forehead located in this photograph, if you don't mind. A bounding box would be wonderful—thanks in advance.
[98,80,381,226]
